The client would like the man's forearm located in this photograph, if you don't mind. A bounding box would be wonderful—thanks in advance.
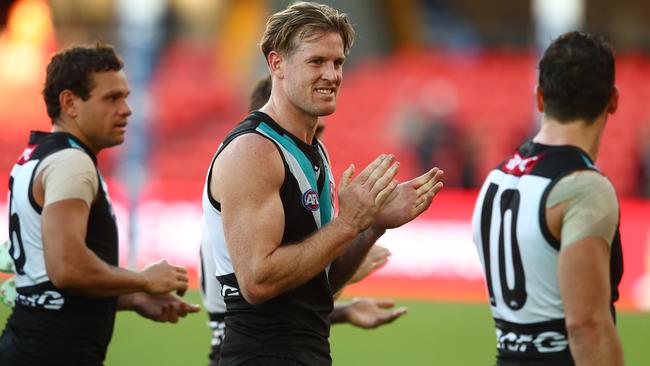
[47,249,148,298]
[234,218,359,304]
[568,322,624,366]
[328,226,385,292]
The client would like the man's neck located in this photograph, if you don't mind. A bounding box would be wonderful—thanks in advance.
[51,118,99,154]
[260,96,318,144]
[532,115,605,162]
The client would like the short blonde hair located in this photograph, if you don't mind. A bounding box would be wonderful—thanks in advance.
[260,1,355,60]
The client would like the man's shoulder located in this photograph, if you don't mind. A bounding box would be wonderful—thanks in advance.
[557,170,618,206]
[45,147,94,164]
[215,133,285,187]
[221,132,281,160]
[39,148,96,178]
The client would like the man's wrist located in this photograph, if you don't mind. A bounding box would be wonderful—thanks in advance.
[136,269,151,293]
[117,292,145,311]
[331,303,352,324]
[365,225,386,242]
[331,218,361,242]
[117,293,136,310]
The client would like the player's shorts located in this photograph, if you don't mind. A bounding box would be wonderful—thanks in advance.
[207,312,226,366]
[238,356,310,366]
[496,357,574,366]
[0,326,105,366]
[0,332,19,366]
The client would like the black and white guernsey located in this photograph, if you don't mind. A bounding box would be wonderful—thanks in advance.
[201,112,337,365]
[471,140,623,365]
[2,131,119,365]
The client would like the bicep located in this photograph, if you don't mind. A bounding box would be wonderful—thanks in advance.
[42,199,91,268]
[558,237,612,321]
[214,135,285,275]
[220,181,285,268]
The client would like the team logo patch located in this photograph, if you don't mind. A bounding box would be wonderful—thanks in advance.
[302,189,320,211]
[16,145,36,165]
[500,152,541,177]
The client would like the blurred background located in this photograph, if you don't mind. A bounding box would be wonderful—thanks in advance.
[1,0,650,363]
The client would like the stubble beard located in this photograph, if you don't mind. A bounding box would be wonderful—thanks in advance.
[298,94,337,118]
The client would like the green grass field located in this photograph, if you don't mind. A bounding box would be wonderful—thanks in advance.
[1,292,649,365]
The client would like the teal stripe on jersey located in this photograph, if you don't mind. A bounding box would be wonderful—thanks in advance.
[581,154,596,169]
[67,138,82,149]
[318,152,332,225]
[257,122,332,225]
[257,122,317,190]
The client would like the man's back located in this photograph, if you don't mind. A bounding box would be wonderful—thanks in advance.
[472,140,623,365]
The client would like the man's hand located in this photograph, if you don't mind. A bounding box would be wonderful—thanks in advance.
[336,298,407,329]
[373,167,444,230]
[348,245,390,284]
[141,260,189,296]
[122,292,201,323]
[337,155,400,234]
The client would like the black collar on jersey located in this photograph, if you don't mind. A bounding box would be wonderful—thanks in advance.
[519,140,594,166]
[29,131,98,165]
[248,111,323,162]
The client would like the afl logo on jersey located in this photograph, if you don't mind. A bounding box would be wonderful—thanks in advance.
[302,189,320,211]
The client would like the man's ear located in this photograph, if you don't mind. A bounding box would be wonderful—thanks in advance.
[535,85,544,113]
[607,86,619,114]
[268,51,284,79]
[59,90,78,119]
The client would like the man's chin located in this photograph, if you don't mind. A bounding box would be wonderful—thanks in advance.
[315,105,336,117]
[106,137,125,148]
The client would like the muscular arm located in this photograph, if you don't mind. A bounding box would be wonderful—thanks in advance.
[215,134,396,304]
[558,238,623,366]
[549,171,624,365]
[42,200,185,297]
[38,150,187,298]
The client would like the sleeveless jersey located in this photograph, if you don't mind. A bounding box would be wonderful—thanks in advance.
[471,141,623,365]
[1,131,119,366]
[201,112,336,366]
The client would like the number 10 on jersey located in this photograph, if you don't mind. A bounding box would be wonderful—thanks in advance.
[479,183,527,310]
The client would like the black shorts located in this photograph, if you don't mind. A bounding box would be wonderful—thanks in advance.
[207,312,226,366]
[235,356,309,366]
[496,357,574,366]
[0,324,104,366]
[0,332,21,366]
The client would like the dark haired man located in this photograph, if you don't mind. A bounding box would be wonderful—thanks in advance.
[472,31,624,365]
[0,43,199,366]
